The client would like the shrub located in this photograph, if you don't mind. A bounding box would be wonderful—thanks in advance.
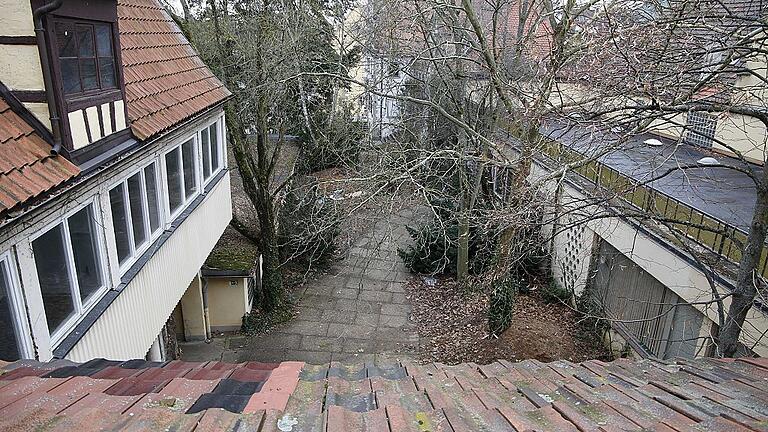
[241,304,294,334]
[298,106,365,173]
[278,181,341,271]
[397,214,496,275]
[488,277,519,336]
[575,286,610,336]
[542,279,572,304]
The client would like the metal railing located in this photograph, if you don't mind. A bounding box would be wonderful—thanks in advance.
[541,139,767,279]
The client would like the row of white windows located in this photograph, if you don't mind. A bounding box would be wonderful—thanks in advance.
[0,116,225,360]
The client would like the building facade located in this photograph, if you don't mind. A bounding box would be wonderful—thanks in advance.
[0,0,232,362]
[536,0,768,359]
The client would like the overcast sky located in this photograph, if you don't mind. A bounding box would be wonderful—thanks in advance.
[164,0,182,15]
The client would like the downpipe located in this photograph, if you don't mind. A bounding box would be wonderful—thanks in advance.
[202,275,212,342]
[33,0,64,155]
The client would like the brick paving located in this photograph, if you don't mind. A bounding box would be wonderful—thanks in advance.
[236,208,425,364]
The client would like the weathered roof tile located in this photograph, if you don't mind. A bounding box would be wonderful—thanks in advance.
[117,0,231,141]
[0,357,767,431]
[0,97,80,217]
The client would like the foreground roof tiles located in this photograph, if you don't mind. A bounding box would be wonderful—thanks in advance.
[1,356,767,431]
[0,97,80,215]
[117,0,231,140]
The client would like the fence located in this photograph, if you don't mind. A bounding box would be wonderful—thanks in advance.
[541,139,768,279]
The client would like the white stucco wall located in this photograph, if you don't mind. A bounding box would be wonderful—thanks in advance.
[207,277,249,332]
[551,82,768,163]
[0,0,49,128]
[1,0,35,36]
[0,44,44,91]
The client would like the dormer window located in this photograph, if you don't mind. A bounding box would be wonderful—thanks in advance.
[38,0,129,154]
[54,20,117,97]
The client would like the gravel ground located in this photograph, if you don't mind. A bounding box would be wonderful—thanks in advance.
[406,276,610,365]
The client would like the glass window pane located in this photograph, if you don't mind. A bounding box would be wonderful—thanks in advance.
[128,173,147,248]
[32,225,75,334]
[67,206,103,302]
[145,164,161,233]
[166,149,183,213]
[210,123,220,171]
[95,24,113,57]
[182,139,197,199]
[99,57,116,88]
[201,128,211,179]
[109,184,131,264]
[55,22,76,57]
[80,58,98,90]
[0,263,21,361]
[76,24,95,57]
[61,58,81,95]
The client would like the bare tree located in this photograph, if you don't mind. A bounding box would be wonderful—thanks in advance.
[176,0,357,312]
[170,0,767,355]
[351,0,767,356]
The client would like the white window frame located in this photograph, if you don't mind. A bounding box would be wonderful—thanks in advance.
[162,132,201,221]
[30,199,109,348]
[108,160,165,275]
[0,250,34,359]
[220,113,227,167]
[200,115,226,187]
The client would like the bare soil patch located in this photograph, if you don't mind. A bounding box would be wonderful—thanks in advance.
[406,276,610,364]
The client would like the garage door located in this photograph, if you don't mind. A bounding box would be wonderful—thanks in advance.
[590,240,704,359]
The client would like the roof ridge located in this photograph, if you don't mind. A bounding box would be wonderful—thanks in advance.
[121,41,189,50]
[2,356,768,431]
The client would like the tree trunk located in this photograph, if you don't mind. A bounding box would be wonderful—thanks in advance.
[211,0,285,313]
[457,215,470,278]
[258,207,283,312]
[297,76,317,144]
[719,164,768,357]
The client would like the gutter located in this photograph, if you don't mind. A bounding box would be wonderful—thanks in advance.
[0,101,228,231]
[33,0,64,155]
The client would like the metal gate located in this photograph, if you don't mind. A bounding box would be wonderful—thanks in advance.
[590,240,704,359]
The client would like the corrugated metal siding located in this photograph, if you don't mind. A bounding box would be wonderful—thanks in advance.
[65,174,231,361]
[591,239,705,359]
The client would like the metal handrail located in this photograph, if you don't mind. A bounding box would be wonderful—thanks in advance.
[541,140,767,278]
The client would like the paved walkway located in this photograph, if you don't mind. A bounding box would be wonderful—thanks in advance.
[182,208,424,364]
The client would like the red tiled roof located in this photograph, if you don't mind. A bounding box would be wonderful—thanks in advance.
[0,97,80,216]
[499,0,553,61]
[117,0,231,140]
[1,356,767,431]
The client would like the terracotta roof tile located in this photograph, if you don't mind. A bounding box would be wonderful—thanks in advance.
[117,0,231,140]
[0,357,767,431]
[0,97,80,218]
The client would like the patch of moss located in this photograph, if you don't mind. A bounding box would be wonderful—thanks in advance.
[205,227,259,272]
[580,404,607,422]
[241,302,294,334]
